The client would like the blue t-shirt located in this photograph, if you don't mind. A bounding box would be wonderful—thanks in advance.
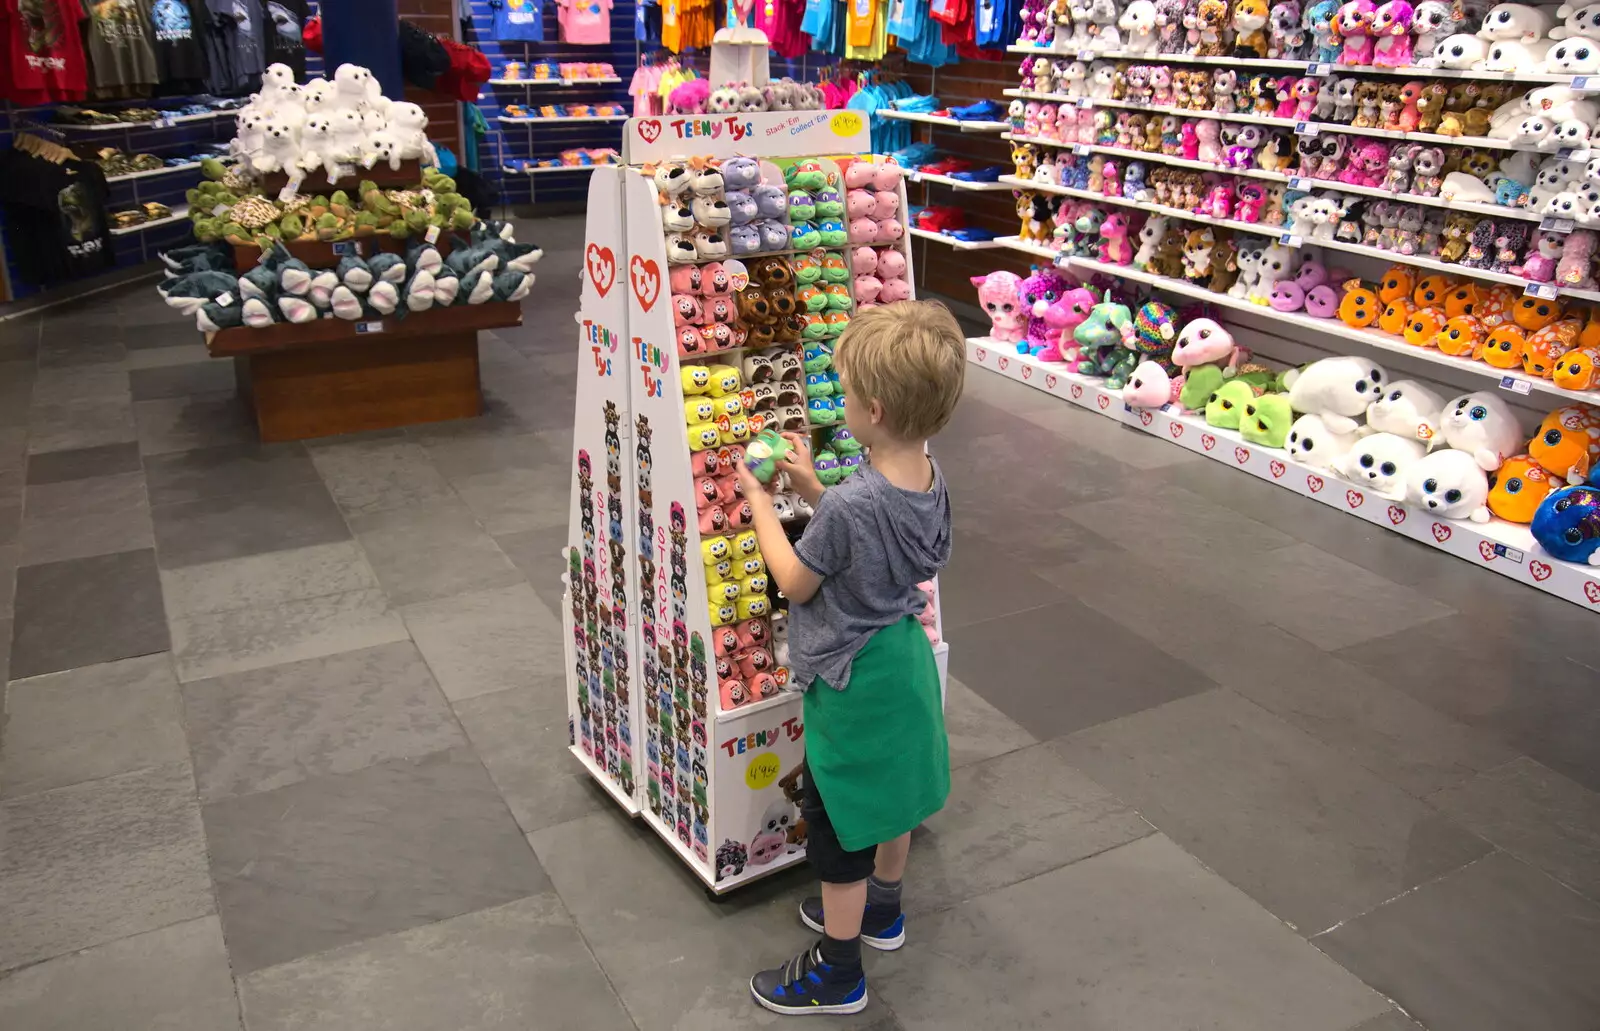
[491,0,545,41]
[975,0,1013,46]
[886,0,923,37]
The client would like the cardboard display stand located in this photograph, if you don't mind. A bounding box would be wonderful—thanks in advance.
[564,111,946,893]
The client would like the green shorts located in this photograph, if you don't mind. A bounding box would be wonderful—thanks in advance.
[802,616,950,852]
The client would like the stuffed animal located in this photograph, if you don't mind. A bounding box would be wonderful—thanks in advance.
[1371,0,1417,64]
[1239,393,1295,446]
[1432,32,1489,66]
[1337,280,1382,328]
[1335,432,1426,499]
[1286,412,1360,469]
[1528,403,1600,482]
[1232,0,1271,55]
[1488,454,1555,521]
[1412,0,1463,61]
[1477,2,1555,41]
[1368,379,1446,444]
[1337,0,1379,63]
[1286,355,1389,434]
[1439,391,1523,471]
[1407,448,1493,521]
[1531,484,1600,563]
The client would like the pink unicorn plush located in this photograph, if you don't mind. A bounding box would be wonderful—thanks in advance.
[1098,212,1139,265]
[971,270,1028,345]
[1370,0,1415,67]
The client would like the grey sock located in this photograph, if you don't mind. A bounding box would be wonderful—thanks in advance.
[866,876,902,911]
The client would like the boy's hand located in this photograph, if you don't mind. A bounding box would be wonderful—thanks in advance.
[736,461,776,510]
[779,432,824,504]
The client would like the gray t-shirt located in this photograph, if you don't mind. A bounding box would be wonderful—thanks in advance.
[792,458,952,692]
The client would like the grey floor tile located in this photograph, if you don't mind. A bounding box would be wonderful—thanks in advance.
[27,397,137,455]
[1064,482,1297,562]
[0,617,9,685]
[129,360,235,400]
[0,761,212,971]
[1215,543,1456,651]
[873,834,1389,1031]
[1428,757,1600,903]
[401,583,564,702]
[417,430,558,480]
[0,544,13,618]
[0,916,239,1031]
[160,540,378,621]
[493,524,568,615]
[237,895,633,1031]
[24,441,142,485]
[23,469,146,523]
[0,427,25,472]
[932,531,1067,630]
[943,675,1037,770]
[1057,689,1492,934]
[38,336,126,369]
[1338,615,1600,794]
[168,586,407,682]
[182,641,465,803]
[0,363,32,424]
[1,654,187,799]
[452,681,606,834]
[449,465,574,535]
[1347,1014,1427,1031]
[16,503,154,567]
[937,430,1128,509]
[134,391,254,456]
[0,490,16,547]
[1316,852,1600,1031]
[9,549,169,680]
[30,365,130,405]
[351,499,522,607]
[1020,400,1206,470]
[152,481,349,570]
[907,743,1152,911]
[144,441,319,506]
[1412,554,1600,673]
[307,436,455,517]
[124,341,211,370]
[203,747,550,974]
[948,599,1215,741]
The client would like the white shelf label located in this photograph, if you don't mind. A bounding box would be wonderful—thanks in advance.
[1074,144,1091,156]
[331,241,364,256]
[1496,544,1525,563]
[1540,216,1576,233]
[355,321,385,334]
[214,292,233,307]
[1558,148,1577,159]
[1077,50,1095,60]
[1279,233,1304,247]
[1307,62,1332,76]
[276,173,304,204]
[1294,121,1319,136]
[425,225,441,243]
[1076,97,1093,108]
[1573,75,1595,90]
[211,203,230,217]
[1499,375,1533,394]
[1524,281,1558,299]
[1287,176,1305,190]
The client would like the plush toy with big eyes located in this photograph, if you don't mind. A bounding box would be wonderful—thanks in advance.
[1286,354,1388,435]
[1240,393,1294,446]
[1478,323,1527,369]
[1435,315,1486,357]
[1378,296,1418,335]
[1513,294,1564,332]
[1205,380,1262,429]
[1287,412,1361,470]
[1403,306,1447,347]
[1337,280,1381,327]
[1369,379,1447,442]
[1487,454,1554,522]
[1528,403,1600,483]
[1524,319,1583,378]
[1378,264,1416,303]
[1440,391,1523,471]
[1334,431,1426,500]
[1407,448,1492,522]
[1411,273,1453,308]
[1531,484,1600,564]
[1554,346,1600,389]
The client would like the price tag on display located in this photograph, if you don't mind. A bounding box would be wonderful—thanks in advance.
[1499,375,1533,395]
[1294,121,1320,136]
[214,292,233,307]
[1306,62,1332,76]
[1558,148,1577,159]
[1495,544,1526,563]
[355,321,385,334]
[1573,76,1595,91]
[1074,143,1091,156]
[908,170,922,183]
[745,752,781,790]
[1287,176,1306,190]
[331,241,364,256]
[1524,281,1559,299]
[211,203,230,217]
[276,173,304,205]
[425,225,441,244]
[1279,233,1304,247]
[1076,97,1093,108]
[1077,49,1095,60]
[1540,216,1576,233]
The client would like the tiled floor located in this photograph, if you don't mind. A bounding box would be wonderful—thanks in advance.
[2,217,1599,1031]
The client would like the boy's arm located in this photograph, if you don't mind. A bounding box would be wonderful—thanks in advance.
[778,432,825,508]
[736,464,823,605]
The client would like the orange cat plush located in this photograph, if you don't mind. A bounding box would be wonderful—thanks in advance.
[1378,265,1416,304]
[1412,274,1453,308]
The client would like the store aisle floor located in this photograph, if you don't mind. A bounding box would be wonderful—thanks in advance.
[2,216,1598,1031]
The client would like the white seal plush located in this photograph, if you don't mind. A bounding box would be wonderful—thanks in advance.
[1335,432,1427,500]
[1476,2,1556,41]
[251,113,301,174]
[1439,391,1524,471]
[1286,413,1360,471]
[1407,448,1492,522]
[1367,379,1447,443]
[1286,356,1389,436]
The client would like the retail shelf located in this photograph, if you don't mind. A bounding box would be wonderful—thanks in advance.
[908,226,1005,249]
[879,109,1010,132]
[905,169,1012,191]
[503,163,606,175]
[999,173,1288,239]
[487,76,623,86]
[62,110,227,132]
[967,334,1600,611]
[105,161,204,183]
[109,206,190,236]
[497,114,629,124]
[1007,131,1295,179]
[995,234,1060,258]
[1004,43,1581,83]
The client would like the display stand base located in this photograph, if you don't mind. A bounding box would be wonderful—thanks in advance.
[207,303,522,442]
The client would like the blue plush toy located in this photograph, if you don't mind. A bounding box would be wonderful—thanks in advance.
[1530,484,1600,566]
[1494,177,1530,209]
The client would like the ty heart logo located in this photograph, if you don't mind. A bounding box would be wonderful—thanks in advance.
[1234,447,1250,465]
[1169,423,1184,439]
[1070,383,1084,399]
[1530,561,1553,582]
[1201,433,1216,451]
[1022,365,1033,380]
[585,244,615,297]
[637,119,663,143]
[1584,581,1600,604]
[1138,410,1154,426]
[1478,541,1497,562]
[1306,475,1324,494]
[976,347,987,361]
[629,256,660,311]
[1387,505,1406,526]
[1097,394,1110,410]
[1269,460,1285,479]
[998,356,1010,371]
[1045,373,1058,389]
[1431,522,1452,543]
[1345,489,1364,509]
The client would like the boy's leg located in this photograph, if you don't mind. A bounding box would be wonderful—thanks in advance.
[863,832,910,926]
[796,791,907,950]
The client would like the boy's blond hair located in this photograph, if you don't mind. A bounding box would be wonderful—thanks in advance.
[834,300,965,440]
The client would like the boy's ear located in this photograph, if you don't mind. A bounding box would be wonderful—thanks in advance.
[869,398,886,426]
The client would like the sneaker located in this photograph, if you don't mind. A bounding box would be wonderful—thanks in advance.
[750,942,868,1016]
[798,897,906,951]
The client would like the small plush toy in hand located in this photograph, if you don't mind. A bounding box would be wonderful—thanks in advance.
[744,429,792,483]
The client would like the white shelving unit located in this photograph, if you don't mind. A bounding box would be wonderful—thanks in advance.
[906,169,1011,191]
[104,161,204,184]
[966,337,1600,610]
[908,226,1004,249]
[65,110,227,132]
[879,109,1009,132]
[487,76,623,86]
[497,114,629,125]
[109,206,190,236]
[502,163,605,175]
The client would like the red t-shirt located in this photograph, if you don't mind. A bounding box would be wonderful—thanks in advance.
[2,0,89,104]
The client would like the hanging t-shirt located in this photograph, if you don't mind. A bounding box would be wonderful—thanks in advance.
[261,0,307,75]
[560,0,610,42]
[206,0,264,91]
[757,0,805,56]
[142,0,209,84]
[490,0,544,41]
[635,0,661,42]
[885,0,919,36]
[0,150,114,287]
[1,0,90,104]
[85,0,160,93]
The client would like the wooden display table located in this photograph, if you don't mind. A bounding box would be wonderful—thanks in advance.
[206,302,522,442]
